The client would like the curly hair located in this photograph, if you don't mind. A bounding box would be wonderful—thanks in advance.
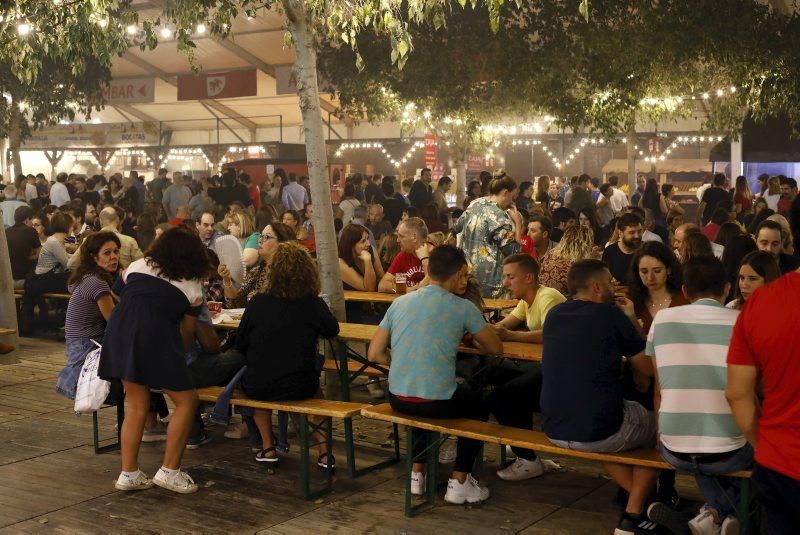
[265,241,320,299]
[548,225,595,262]
[69,231,121,286]
[627,241,682,310]
[145,227,211,281]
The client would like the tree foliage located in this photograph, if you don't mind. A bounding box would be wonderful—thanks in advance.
[317,0,800,151]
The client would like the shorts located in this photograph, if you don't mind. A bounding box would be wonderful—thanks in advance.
[547,400,656,453]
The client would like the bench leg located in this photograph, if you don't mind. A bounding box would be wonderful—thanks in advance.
[335,341,351,401]
[344,419,400,479]
[93,402,124,454]
[404,428,444,517]
[298,414,333,500]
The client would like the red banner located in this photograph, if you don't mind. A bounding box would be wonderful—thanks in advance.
[424,132,437,169]
[467,154,493,172]
[177,69,257,101]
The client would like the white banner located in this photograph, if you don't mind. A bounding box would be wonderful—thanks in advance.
[103,77,156,104]
[22,124,161,149]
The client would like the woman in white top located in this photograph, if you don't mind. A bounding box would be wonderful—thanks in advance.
[762,176,781,211]
[338,183,362,226]
[35,211,73,275]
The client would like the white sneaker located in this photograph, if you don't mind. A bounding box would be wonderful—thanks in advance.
[688,510,720,535]
[114,470,154,491]
[438,439,457,464]
[410,471,425,496]
[444,474,489,504]
[153,468,199,494]
[141,421,168,443]
[505,445,517,460]
[496,457,545,481]
[720,516,739,535]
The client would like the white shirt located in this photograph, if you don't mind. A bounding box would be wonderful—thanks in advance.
[25,183,37,202]
[50,182,71,207]
[281,182,309,211]
[643,230,663,243]
[696,183,711,203]
[609,187,629,213]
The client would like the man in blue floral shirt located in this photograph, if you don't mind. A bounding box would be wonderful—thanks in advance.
[453,175,524,297]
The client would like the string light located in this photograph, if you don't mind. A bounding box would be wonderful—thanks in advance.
[126,24,137,35]
[160,27,172,38]
[196,23,206,34]
[17,22,31,36]
[637,86,738,109]
[334,140,424,169]
[640,134,725,163]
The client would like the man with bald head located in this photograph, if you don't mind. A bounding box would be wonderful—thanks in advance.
[673,223,723,260]
[68,206,143,270]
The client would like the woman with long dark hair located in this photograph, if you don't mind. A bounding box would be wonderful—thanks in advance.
[56,231,121,400]
[338,223,385,323]
[99,227,212,494]
[728,251,781,310]
[638,178,668,227]
[627,241,685,334]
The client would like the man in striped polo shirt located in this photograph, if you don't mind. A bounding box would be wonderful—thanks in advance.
[646,257,753,535]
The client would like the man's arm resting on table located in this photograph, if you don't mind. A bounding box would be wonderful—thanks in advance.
[726,364,760,447]
[378,272,395,293]
[473,325,503,356]
[368,326,391,364]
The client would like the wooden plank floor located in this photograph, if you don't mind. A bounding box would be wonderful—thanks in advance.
[0,337,703,534]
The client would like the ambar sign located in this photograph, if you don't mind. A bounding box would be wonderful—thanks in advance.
[103,78,155,104]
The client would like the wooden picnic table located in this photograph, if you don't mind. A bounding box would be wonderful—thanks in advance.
[343,290,517,312]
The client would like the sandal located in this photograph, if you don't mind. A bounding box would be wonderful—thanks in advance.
[255,447,279,463]
[317,452,335,469]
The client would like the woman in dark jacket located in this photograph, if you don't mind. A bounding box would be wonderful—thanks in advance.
[237,242,339,467]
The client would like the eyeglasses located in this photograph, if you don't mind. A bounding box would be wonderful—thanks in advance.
[258,233,277,242]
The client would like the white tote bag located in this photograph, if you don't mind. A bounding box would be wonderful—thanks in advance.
[73,340,110,415]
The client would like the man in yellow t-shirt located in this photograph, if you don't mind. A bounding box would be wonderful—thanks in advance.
[491,254,566,343]
[485,253,566,482]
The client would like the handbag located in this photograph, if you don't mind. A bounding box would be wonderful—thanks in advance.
[73,340,110,415]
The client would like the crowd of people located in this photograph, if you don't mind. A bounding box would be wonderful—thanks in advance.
[1,165,799,534]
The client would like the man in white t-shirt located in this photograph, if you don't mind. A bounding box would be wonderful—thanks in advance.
[608,175,630,213]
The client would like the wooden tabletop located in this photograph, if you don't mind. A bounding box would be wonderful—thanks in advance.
[343,290,517,312]
[0,328,17,336]
[337,322,541,362]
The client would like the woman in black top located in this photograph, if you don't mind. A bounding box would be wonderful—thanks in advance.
[638,178,668,228]
[237,242,339,466]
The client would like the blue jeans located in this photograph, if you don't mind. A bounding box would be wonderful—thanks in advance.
[56,337,100,400]
[659,442,754,518]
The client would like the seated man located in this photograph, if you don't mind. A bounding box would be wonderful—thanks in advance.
[6,205,40,289]
[646,257,751,534]
[755,219,800,274]
[486,254,565,480]
[377,217,431,293]
[368,245,502,504]
[541,259,657,535]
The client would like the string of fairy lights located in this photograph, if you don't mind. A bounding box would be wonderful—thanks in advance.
[335,141,425,169]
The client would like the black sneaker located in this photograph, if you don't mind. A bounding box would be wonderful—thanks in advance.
[615,512,663,535]
[186,433,213,450]
[646,502,692,535]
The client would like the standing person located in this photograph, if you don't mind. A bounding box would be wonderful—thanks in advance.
[602,212,644,285]
[726,260,800,533]
[697,173,732,226]
[368,245,502,503]
[534,175,550,210]
[661,184,684,217]
[366,203,394,240]
[148,168,170,204]
[453,175,523,298]
[761,176,781,212]
[281,172,309,212]
[546,182,565,212]
[408,168,434,211]
[131,172,146,214]
[596,184,616,227]
[0,185,28,228]
[363,173,385,205]
[433,175,453,219]
[24,174,38,203]
[464,180,482,210]
[516,180,534,212]
[608,175,630,214]
[541,259,657,535]
[56,232,120,399]
[162,174,193,220]
[732,175,753,220]
[338,183,361,227]
[238,242,339,466]
[566,174,597,220]
[754,219,800,274]
[99,228,211,494]
[638,178,669,229]
[646,257,752,535]
[49,173,71,207]
[630,175,647,208]
[379,181,405,227]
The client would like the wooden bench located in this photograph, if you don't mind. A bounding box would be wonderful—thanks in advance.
[361,403,755,523]
[13,289,71,300]
[0,327,16,336]
[197,386,399,499]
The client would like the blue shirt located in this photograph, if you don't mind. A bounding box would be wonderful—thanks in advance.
[381,285,486,400]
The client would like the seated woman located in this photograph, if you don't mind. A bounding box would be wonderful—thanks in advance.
[228,211,260,268]
[338,223,385,323]
[56,231,120,400]
[283,208,315,253]
[219,222,295,308]
[627,241,686,334]
[237,242,340,465]
[538,225,597,296]
[727,251,781,310]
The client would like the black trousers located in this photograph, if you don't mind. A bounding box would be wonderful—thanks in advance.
[21,271,69,333]
[484,360,541,461]
[752,463,800,534]
[388,386,489,474]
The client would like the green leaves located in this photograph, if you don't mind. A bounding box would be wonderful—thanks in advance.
[579,0,589,22]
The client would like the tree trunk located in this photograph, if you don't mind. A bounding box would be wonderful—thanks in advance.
[626,121,637,190]
[0,227,19,356]
[454,159,466,208]
[8,107,23,178]
[283,0,345,322]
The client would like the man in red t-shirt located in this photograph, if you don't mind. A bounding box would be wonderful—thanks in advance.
[727,269,800,532]
[378,217,431,293]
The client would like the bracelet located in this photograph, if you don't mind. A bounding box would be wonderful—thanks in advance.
[419,257,429,261]
[223,279,233,288]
